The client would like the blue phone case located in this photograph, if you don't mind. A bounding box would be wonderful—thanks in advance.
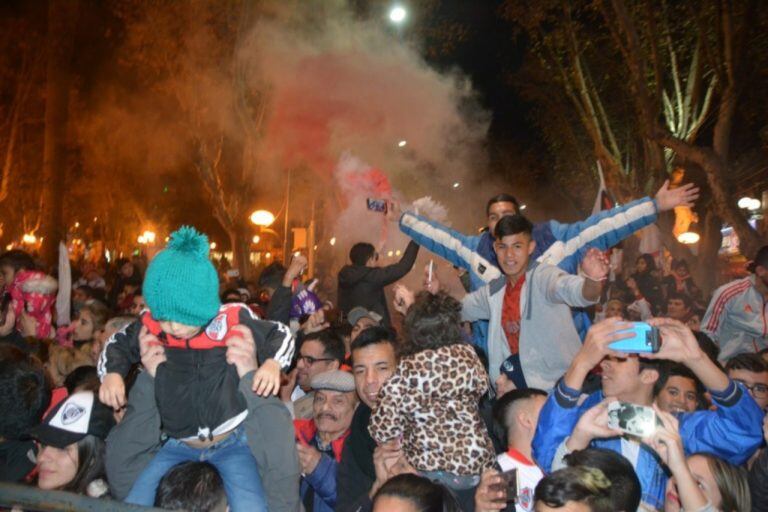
[609,322,660,353]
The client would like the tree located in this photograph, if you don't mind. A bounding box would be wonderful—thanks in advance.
[504,0,767,285]
[38,0,80,266]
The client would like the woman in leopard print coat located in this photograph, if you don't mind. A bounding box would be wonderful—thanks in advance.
[369,292,496,477]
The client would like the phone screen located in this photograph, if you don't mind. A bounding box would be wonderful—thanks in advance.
[501,468,517,501]
[366,198,388,213]
[607,401,658,438]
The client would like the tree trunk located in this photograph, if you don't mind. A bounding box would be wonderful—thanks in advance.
[657,133,764,257]
[695,209,723,294]
[228,220,252,280]
[39,0,79,266]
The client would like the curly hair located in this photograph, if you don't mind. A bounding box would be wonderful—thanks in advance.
[403,291,466,355]
[535,466,613,512]
[0,346,51,440]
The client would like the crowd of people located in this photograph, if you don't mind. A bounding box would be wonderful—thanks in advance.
[1,180,767,512]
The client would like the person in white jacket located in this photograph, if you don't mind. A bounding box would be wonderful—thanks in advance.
[701,245,768,362]
[430,214,609,390]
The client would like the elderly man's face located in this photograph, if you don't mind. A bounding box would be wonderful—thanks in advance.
[313,389,357,439]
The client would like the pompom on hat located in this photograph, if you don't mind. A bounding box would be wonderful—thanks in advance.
[142,226,221,326]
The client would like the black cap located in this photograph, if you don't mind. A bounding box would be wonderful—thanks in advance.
[747,245,768,273]
[29,391,115,449]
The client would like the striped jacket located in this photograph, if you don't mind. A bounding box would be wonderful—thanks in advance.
[701,275,768,362]
[399,197,659,354]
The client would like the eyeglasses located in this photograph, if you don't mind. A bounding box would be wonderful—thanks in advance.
[297,355,335,366]
[733,379,768,398]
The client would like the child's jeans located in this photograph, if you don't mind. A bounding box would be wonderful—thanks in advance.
[125,425,267,512]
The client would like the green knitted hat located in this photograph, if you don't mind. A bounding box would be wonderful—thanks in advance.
[143,226,221,326]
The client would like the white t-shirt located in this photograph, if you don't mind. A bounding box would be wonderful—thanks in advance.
[496,449,544,512]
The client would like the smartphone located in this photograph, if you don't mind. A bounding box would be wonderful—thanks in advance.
[500,468,518,502]
[366,198,388,213]
[323,308,340,325]
[607,401,660,438]
[609,322,661,353]
[489,468,518,503]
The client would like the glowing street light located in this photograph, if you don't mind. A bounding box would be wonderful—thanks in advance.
[389,5,407,23]
[677,220,700,245]
[250,209,275,227]
[677,231,700,244]
[138,230,156,245]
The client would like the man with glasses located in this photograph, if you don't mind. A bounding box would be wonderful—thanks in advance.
[338,239,419,328]
[282,329,346,419]
[727,353,768,410]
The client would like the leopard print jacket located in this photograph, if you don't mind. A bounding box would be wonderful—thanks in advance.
[369,342,496,476]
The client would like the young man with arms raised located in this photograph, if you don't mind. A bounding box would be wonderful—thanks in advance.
[398,182,699,353]
[452,214,609,389]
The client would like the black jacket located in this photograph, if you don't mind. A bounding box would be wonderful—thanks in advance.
[0,439,35,483]
[98,304,294,439]
[337,241,419,327]
[749,448,768,512]
[335,404,376,512]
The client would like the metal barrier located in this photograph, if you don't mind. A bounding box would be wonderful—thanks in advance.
[0,483,165,512]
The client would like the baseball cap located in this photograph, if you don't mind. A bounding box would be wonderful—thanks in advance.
[347,306,383,327]
[310,370,356,393]
[29,391,115,448]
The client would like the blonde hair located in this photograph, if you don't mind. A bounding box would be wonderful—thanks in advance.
[698,453,751,512]
[47,345,93,387]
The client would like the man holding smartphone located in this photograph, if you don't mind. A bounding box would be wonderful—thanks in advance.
[533,318,764,510]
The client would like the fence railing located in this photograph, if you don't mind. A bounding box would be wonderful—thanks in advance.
[0,483,164,512]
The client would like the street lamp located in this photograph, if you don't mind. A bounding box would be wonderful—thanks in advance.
[389,5,407,23]
[138,230,156,246]
[677,221,700,245]
[250,210,275,227]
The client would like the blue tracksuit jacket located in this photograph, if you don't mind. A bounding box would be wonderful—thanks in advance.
[533,379,764,510]
[399,197,659,354]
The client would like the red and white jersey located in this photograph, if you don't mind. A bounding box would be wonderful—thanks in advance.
[701,275,768,361]
[496,448,543,512]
